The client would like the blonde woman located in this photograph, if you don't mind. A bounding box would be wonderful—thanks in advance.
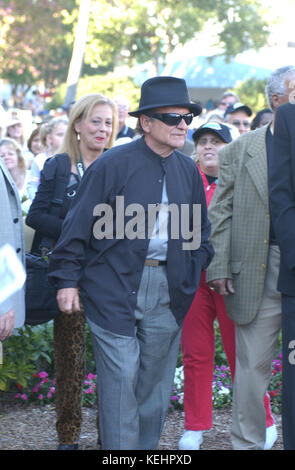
[26,94,118,450]
[0,137,31,213]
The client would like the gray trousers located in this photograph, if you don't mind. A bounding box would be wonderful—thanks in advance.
[231,245,282,449]
[87,265,182,450]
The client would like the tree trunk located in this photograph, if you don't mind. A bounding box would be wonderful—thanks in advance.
[63,0,91,108]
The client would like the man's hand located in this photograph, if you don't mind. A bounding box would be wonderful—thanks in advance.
[0,309,15,341]
[208,278,235,296]
[57,288,80,314]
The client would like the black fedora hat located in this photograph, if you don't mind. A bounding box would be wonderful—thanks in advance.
[129,76,202,117]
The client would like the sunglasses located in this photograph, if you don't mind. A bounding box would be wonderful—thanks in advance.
[148,112,194,126]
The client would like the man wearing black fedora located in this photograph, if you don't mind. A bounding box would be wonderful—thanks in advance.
[49,76,214,450]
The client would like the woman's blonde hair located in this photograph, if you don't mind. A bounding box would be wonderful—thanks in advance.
[0,137,26,171]
[39,116,69,148]
[59,93,118,164]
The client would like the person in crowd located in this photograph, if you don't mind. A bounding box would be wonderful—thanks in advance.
[178,121,276,450]
[269,98,295,450]
[217,91,240,112]
[0,157,25,339]
[113,96,135,140]
[251,108,274,130]
[179,122,235,450]
[26,117,68,201]
[206,65,295,450]
[26,93,118,450]
[6,115,26,147]
[0,106,6,139]
[48,76,214,450]
[224,102,252,135]
[0,137,31,213]
[24,126,42,170]
[205,109,225,123]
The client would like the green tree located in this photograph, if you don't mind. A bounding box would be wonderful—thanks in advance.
[86,0,270,74]
[0,0,272,105]
[0,0,76,100]
[233,78,268,114]
[49,72,140,110]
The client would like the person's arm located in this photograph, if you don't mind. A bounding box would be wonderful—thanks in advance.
[26,159,41,201]
[26,157,64,240]
[48,159,110,305]
[269,104,295,272]
[0,309,15,341]
[205,141,236,286]
[56,288,80,315]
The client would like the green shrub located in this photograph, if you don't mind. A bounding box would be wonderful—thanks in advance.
[0,321,97,393]
[0,323,54,391]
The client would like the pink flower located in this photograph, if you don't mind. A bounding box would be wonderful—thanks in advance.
[170,395,179,401]
[21,394,28,401]
[38,371,48,379]
[32,386,39,393]
[38,394,43,400]
[86,373,96,380]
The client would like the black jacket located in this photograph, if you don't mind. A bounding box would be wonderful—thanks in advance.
[48,137,214,336]
[26,153,76,254]
[269,102,295,295]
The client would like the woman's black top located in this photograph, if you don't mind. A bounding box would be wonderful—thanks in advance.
[26,153,79,254]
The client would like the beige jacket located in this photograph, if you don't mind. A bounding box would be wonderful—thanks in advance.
[206,126,271,325]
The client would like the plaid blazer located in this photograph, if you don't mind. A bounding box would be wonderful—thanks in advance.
[206,125,271,325]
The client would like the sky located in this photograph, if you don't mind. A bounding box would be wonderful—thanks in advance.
[234,0,295,69]
[261,0,295,44]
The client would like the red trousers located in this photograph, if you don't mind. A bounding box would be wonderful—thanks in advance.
[181,271,274,430]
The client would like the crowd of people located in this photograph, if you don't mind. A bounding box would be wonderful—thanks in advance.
[1,66,295,451]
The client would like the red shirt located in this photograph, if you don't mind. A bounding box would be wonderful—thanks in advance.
[198,167,217,208]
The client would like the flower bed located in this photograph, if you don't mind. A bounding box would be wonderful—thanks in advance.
[13,353,283,413]
[15,372,98,407]
[169,363,232,411]
[169,353,283,412]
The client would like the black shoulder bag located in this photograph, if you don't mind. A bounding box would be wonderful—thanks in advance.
[25,155,71,326]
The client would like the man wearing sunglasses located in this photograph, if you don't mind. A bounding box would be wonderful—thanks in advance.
[49,76,214,450]
[224,102,252,135]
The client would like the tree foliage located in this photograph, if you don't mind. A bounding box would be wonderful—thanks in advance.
[49,71,140,111]
[233,77,268,114]
[85,0,270,73]
[0,0,271,98]
[0,0,76,92]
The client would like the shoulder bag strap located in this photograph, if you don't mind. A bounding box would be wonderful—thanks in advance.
[40,154,71,254]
